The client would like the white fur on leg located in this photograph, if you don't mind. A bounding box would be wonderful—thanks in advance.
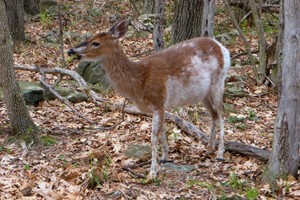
[161,123,169,161]
[148,111,160,179]
[217,117,225,159]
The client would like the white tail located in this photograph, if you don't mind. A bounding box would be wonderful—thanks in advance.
[68,20,230,179]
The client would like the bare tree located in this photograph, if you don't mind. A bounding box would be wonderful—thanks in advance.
[262,0,300,186]
[4,0,25,43]
[0,0,38,136]
[172,0,203,44]
[249,0,267,85]
[153,0,164,51]
[201,0,215,37]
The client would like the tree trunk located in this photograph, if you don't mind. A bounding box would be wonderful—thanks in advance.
[249,0,267,85]
[262,0,300,185]
[270,0,283,89]
[172,0,203,44]
[153,0,164,51]
[4,0,25,43]
[144,0,155,14]
[201,0,215,37]
[0,0,38,136]
[24,0,40,15]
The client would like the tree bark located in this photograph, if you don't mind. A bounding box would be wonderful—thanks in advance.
[201,0,215,37]
[172,0,203,44]
[4,0,25,43]
[224,0,259,81]
[249,0,267,85]
[262,0,300,185]
[0,0,38,135]
[153,0,164,51]
[271,0,283,90]
[24,0,40,15]
[144,0,155,14]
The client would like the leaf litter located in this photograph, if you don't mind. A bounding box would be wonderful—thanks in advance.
[0,0,300,199]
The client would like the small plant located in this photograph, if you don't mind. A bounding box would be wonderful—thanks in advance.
[248,109,258,121]
[186,179,216,192]
[40,11,54,29]
[246,188,259,200]
[88,167,102,188]
[58,154,65,160]
[40,135,56,146]
[229,173,244,192]
[0,144,4,151]
[228,115,246,123]
[101,157,112,182]
[24,164,30,170]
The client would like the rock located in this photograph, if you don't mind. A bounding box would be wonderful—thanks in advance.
[39,0,57,12]
[18,81,45,106]
[137,14,156,30]
[46,85,88,103]
[0,81,89,105]
[161,162,196,173]
[76,61,111,93]
[124,144,151,160]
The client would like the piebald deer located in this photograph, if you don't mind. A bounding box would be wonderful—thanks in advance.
[68,20,230,179]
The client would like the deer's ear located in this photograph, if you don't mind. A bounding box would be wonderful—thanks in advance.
[109,20,128,39]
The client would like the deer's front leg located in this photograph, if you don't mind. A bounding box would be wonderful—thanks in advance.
[148,109,165,179]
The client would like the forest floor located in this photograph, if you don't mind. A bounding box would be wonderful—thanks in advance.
[1,0,300,199]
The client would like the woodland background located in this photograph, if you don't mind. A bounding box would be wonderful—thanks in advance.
[0,0,299,199]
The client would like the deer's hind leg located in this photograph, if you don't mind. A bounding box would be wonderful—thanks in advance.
[202,94,225,160]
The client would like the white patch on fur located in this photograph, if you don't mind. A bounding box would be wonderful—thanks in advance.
[165,55,220,108]
[213,39,231,71]
[74,46,86,53]
[152,111,160,133]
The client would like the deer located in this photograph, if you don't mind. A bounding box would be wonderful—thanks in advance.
[68,20,230,179]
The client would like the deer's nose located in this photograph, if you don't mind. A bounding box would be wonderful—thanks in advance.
[67,48,76,56]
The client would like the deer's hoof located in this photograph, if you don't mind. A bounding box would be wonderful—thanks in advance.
[159,159,172,164]
[215,157,224,162]
[147,170,157,181]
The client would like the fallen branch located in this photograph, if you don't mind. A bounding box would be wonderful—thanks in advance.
[117,105,270,162]
[15,65,104,103]
[39,68,95,124]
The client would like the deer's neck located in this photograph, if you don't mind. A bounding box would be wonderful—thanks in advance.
[102,44,146,100]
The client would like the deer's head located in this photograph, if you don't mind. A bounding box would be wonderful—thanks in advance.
[68,20,128,62]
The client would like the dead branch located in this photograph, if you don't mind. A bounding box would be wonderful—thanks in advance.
[231,49,259,60]
[229,2,280,14]
[54,1,66,85]
[116,105,270,162]
[15,65,104,103]
[224,0,258,80]
[39,67,95,124]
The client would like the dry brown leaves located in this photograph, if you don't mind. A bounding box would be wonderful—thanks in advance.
[1,0,300,199]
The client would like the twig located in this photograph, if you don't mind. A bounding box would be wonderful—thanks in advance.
[231,49,259,60]
[39,67,95,124]
[123,167,146,179]
[14,65,104,103]
[224,0,258,80]
[264,74,276,87]
[224,92,270,98]
[54,1,66,85]
[132,49,154,57]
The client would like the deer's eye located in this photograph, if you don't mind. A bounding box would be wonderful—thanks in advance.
[91,42,100,47]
